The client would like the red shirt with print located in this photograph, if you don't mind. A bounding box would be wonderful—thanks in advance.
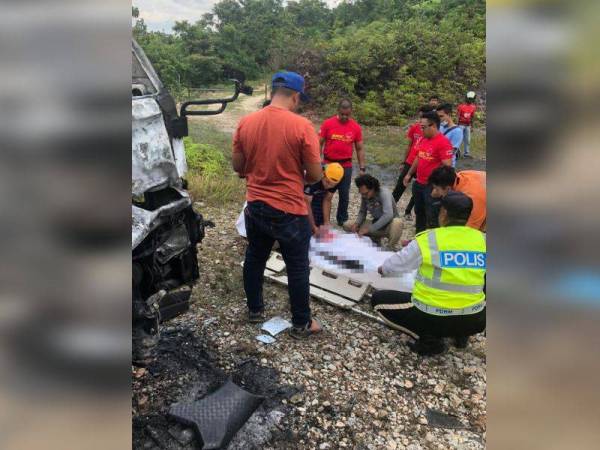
[405,122,423,165]
[457,103,477,125]
[319,116,363,168]
[414,132,454,185]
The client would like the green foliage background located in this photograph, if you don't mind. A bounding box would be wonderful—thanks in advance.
[133,0,485,124]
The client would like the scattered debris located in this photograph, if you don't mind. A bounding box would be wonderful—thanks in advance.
[256,334,276,344]
[169,379,264,449]
[261,316,292,336]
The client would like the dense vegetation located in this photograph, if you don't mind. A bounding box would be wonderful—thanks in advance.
[133,0,485,124]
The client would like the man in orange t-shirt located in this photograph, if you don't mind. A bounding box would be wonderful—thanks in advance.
[232,71,323,338]
[428,166,486,231]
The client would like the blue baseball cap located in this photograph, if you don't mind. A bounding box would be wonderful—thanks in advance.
[271,71,309,102]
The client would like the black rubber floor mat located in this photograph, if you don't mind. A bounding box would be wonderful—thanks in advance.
[169,379,264,449]
[426,408,466,429]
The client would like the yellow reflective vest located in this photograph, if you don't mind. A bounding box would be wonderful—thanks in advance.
[413,226,486,314]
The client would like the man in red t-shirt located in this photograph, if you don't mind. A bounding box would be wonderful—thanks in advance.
[319,99,366,226]
[403,111,453,232]
[457,91,477,158]
[392,105,434,219]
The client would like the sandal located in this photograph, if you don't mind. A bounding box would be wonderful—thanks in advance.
[289,318,323,340]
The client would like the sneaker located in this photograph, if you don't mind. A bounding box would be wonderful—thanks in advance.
[407,337,446,356]
[248,309,265,324]
[463,154,473,159]
[452,336,469,349]
[289,318,323,339]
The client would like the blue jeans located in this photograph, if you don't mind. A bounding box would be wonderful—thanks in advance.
[243,201,311,327]
[412,181,438,233]
[333,166,353,225]
[460,125,471,155]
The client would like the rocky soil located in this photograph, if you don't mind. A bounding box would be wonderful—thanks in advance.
[132,183,486,450]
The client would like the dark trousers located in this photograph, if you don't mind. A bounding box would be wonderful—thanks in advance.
[334,166,353,225]
[392,162,411,202]
[405,196,415,215]
[243,201,311,327]
[412,181,439,233]
[392,162,416,215]
[371,290,486,339]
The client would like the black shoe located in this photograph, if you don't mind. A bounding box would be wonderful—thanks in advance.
[463,154,473,159]
[408,337,447,356]
[248,309,265,323]
[453,336,469,349]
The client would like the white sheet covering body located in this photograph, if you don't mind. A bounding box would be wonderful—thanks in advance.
[309,230,416,293]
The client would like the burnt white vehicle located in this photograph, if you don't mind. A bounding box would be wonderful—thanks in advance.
[132,40,251,363]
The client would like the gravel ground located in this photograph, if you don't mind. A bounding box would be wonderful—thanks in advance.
[132,176,486,450]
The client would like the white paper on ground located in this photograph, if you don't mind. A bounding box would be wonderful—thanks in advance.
[309,229,416,293]
[261,316,292,336]
[236,201,248,237]
[256,334,276,344]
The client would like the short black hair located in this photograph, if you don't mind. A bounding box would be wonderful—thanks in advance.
[428,165,457,187]
[338,98,352,110]
[436,103,453,115]
[354,174,380,192]
[418,104,434,113]
[429,95,440,101]
[441,191,473,224]
[271,79,296,97]
[421,111,440,129]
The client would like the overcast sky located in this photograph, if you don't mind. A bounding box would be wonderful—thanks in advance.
[135,0,340,33]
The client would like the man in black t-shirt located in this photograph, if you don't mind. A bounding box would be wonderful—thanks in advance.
[304,163,344,235]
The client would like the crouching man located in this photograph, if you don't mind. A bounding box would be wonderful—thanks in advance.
[304,163,344,235]
[375,192,486,356]
[343,174,403,250]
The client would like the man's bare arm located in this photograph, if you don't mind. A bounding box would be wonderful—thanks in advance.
[355,141,366,171]
[322,192,333,226]
[319,137,326,159]
[403,157,419,186]
[305,195,317,233]
[304,162,323,184]
[232,152,246,175]
[441,158,452,167]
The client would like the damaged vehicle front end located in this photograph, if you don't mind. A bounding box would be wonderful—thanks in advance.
[131,40,251,364]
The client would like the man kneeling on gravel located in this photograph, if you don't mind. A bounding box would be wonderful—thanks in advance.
[344,174,403,250]
[375,192,486,356]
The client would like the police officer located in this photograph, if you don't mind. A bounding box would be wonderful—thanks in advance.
[375,191,486,356]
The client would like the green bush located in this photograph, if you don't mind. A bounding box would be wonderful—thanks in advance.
[184,137,227,176]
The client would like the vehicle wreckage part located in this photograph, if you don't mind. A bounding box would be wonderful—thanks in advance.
[309,267,369,302]
[263,268,388,326]
[425,408,466,429]
[265,252,286,273]
[169,379,264,450]
[158,286,192,322]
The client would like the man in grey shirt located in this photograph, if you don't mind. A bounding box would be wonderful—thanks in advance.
[343,174,403,250]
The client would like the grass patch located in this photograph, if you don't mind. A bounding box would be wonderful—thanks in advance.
[183,126,245,205]
[187,172,245,205]
[363,124,486,168]
[363,126,408,167]
[188,121,234,160]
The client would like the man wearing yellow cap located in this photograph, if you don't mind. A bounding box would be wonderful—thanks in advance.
[304,163,344,235]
